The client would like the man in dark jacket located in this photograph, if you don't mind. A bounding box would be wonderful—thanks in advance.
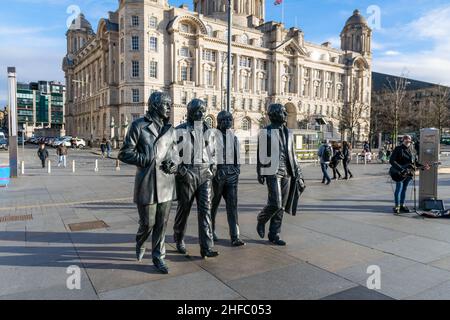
[118,92,178,274]
[256,104,305,246]
[37,143,49,168]
[389,135,428,215]
[173,99,219,259]
[211,111,245,247]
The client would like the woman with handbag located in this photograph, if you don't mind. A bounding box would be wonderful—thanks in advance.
[330,143,344,180]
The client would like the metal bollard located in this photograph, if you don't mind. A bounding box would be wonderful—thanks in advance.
[115,159,121,171]
[72,160,76,173]
[94,159,99,172]
[356,153,359,165]
[21,161,25,175]
[47,160,51,174]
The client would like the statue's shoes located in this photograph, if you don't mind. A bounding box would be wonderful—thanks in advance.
[153,258,169,274]
[256,222,265,239]
[201,250,219,259]
[136,245,146,262]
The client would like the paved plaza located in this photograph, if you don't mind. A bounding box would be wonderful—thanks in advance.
[0,146,450,300]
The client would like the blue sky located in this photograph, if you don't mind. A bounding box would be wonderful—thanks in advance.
[1,0,450,107]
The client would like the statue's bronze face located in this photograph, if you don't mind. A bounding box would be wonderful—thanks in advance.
[187,99,206,123]
[155,96,172,121]
[148,92,172,121]
[268,104,287,125]
[217,111,233,131]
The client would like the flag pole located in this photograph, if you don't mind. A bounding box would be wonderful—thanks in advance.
[227,0,232,113]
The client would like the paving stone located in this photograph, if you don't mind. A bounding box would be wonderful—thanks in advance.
[227,262,356,300]
[405,280,450,300]
[321,285,394,300]
[99,270,242,300]
[374,235,450,263]
[286,239,385,273]
[193,245,299,282]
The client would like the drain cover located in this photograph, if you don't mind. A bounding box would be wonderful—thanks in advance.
[0,214,33,223]
[68,220,109,232]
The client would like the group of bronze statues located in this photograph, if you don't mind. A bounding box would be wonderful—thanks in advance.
[119,92,305,274]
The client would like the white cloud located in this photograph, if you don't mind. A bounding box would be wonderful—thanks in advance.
[374,4,450,85]
[384,50,401,56]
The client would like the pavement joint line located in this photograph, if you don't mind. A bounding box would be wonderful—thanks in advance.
[0,197,134,212]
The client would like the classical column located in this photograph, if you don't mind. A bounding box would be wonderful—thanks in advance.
[298,64,303,96]
[251,57,257,93]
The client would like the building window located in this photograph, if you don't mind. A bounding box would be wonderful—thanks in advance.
[181,66,188,81]
[205,69,214,86]
[205,116,214,128]
[120,38,124,53]
[131,36,139,51]
[240,56,252,68]
[181,92,187,105]
[180,47,190,57]
[132,61,140,78]
[132,16,139,27]
[202,49,216,62]
[180,23,190,33]
[132,89,139,103]
[120,62,124,80]
[206,25,213,37]
[242,118,251,131]
[149,16,158,29]
[212,95,217,108]
[132,113,140,121]
[149,61,158,78]
[149,37,158,52]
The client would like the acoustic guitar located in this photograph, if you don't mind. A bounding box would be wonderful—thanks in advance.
[389,162,441,182]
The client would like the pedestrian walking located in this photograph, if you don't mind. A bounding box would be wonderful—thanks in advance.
[318,140,333,185]
[37,143,49,169]
[56,144,68,168]
[106,139,112,158]
[342,141,353,179]
[330,143,344,180]
[100,138,106,158]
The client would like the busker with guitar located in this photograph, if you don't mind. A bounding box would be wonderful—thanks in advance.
[389,135,430,215]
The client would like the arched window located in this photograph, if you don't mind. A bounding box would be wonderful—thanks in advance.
[205,115,214,128]
[241,117,251,131]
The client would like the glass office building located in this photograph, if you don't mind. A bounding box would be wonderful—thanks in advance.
[16,81,66,130]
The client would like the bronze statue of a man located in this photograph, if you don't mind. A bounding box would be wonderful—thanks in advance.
[118,92,178,274]
[211,111,245,247]
[173,99,219,259]
[256,103,305,246]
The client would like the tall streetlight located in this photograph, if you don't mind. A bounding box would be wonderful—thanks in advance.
[226,0,233,113]
[7,67,18,178]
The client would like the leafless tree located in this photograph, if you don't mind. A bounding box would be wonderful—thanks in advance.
[339,85,370,147]
[429,84,450,137]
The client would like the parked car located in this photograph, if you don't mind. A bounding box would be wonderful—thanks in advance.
[72,138,86,149]
[0,138,8,150]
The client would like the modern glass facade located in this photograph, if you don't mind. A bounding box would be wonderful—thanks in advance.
[16,81,66,129]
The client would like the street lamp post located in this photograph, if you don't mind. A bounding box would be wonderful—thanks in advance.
[226,0,232,113]
[7,67,18,178]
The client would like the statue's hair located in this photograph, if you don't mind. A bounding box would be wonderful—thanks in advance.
[267,103,285,120]
[148,91,171,110]
[217,110,232,123]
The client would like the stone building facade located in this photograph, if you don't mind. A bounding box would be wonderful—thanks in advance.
[63,0,372,145]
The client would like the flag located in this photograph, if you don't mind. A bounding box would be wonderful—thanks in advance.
[274,0,283,5]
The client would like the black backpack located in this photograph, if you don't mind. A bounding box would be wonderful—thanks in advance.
[322,146,332,162]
